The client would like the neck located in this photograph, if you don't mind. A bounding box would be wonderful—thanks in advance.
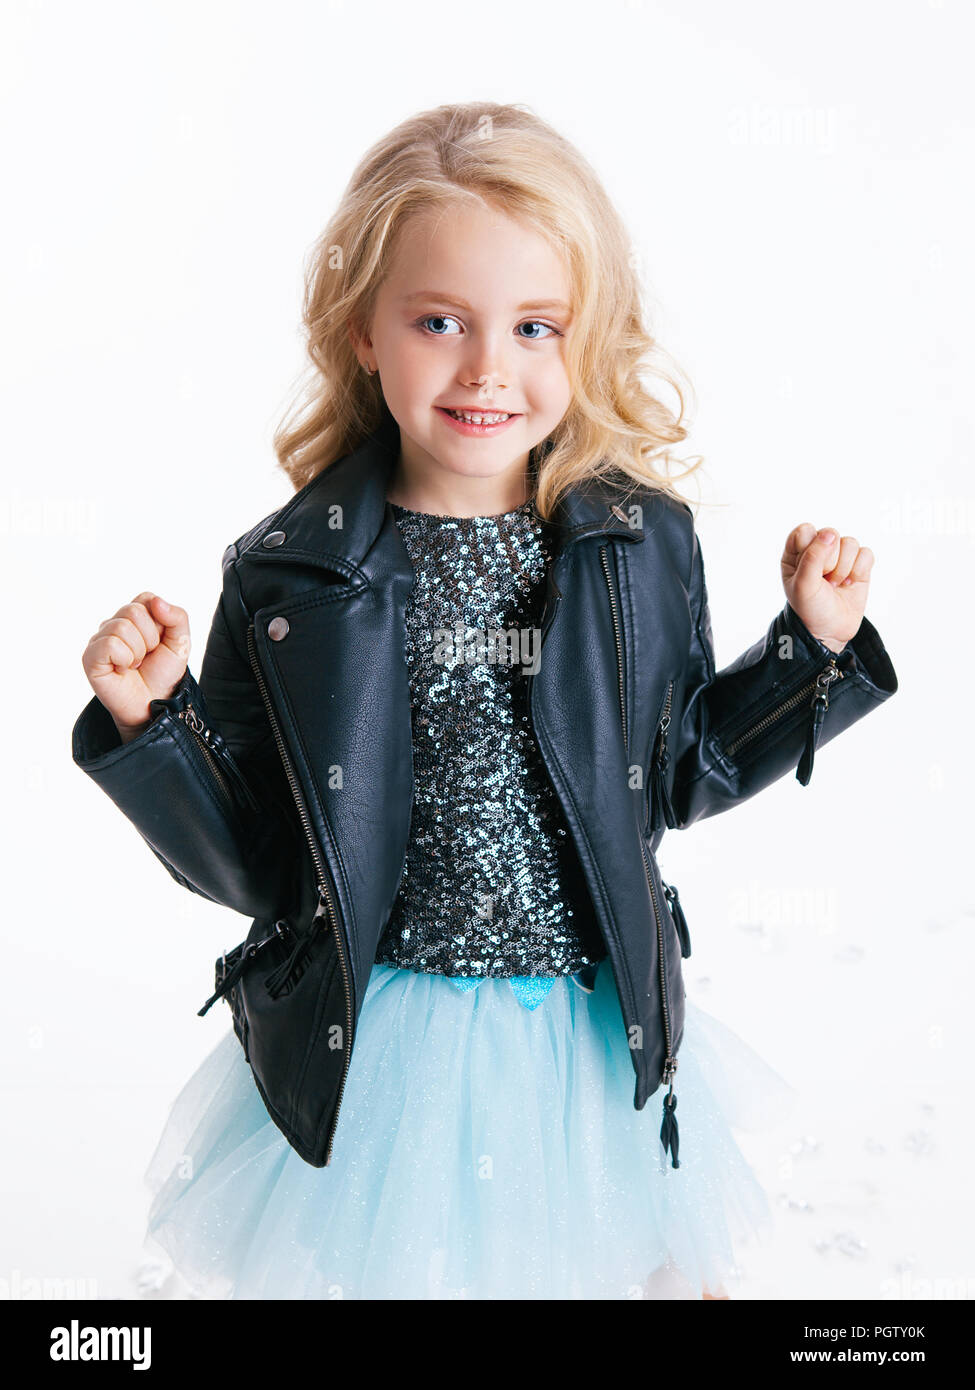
[385,450,534,519]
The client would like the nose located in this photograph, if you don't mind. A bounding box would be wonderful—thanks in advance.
[459,333,510,403]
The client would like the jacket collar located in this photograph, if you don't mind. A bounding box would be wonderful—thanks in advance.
[246,409,645,574]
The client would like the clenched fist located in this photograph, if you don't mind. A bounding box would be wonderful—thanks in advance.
[781,525,876,654]
[81,592,191,743]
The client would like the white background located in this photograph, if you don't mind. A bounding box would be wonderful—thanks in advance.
[1,0,971,1301]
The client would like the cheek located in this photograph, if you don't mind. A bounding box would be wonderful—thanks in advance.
[389,336,442,393]
[528,354,572,411]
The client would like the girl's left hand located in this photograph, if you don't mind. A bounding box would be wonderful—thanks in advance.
[781,524,876,654]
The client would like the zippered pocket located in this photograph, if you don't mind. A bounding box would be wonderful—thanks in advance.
[718,655,846,785]
[197,912,323,1046]
[646,680,678,832]
[198,921,285,1063]
[198,919,292,1017]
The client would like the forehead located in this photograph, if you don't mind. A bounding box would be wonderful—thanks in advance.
[383,203,572,308]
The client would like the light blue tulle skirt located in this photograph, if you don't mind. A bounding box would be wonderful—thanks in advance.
[140,958,797,1299]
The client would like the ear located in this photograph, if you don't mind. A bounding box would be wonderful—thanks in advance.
[347,317,373,361]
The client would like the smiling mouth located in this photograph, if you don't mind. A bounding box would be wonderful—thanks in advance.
[437,407,519,424]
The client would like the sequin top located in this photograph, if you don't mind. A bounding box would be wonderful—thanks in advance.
[373,496,607,978]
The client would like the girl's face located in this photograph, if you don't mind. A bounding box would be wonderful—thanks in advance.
[356,201,574,501]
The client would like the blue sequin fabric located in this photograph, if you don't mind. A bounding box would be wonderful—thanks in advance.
[374,497,606,979]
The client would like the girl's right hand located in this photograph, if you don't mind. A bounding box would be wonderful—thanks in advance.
[82,592,192,740]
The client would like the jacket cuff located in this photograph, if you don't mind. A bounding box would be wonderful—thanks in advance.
[727,602,898,788]
[72,670,197,769]
[782,603,898,700]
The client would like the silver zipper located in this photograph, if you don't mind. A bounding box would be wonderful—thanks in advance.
[723,659,843,757]
[176,705,237,811]
[245,621,352,1167]
[599,546,677,1091]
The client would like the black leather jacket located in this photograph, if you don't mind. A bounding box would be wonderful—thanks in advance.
[72,412,898,1167]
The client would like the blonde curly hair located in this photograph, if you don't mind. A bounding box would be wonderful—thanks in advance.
[273,100,706,521]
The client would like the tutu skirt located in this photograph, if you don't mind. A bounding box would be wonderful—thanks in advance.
[141,958,796,1299]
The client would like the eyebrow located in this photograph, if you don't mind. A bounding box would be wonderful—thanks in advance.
[399,291,571,314]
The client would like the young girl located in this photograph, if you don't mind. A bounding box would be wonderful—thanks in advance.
[73,101,897,1301]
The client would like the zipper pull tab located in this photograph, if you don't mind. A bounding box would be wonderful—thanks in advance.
[205,725,261,812]
[659,1068,680,1169]
[649,714,678,830]
[663,880,692,958]
[264,925,314,998]
[796,659,839,786]
[197,941,257,1016]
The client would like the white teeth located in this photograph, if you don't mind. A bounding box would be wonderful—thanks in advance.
[446,409,510,424]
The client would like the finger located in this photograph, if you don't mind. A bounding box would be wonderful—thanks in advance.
[96,615,149,666]
[115,600,164,655]
[84,631,141,679]
[132,592,191,663]
[825,535,859,585]
[839,546,875,587]
[131,592,188,630]
[792,527,841,595]
[781,522,819,576]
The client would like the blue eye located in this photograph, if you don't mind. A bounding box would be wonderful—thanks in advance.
[420,315,462,335]
[517,321,558,340]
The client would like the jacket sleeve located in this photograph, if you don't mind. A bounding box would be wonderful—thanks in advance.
[71,552,303,920]
[668,516,898,828]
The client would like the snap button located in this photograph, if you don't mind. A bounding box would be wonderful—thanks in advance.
[268,617,290,641]
[610,505,629,523]
[262,529,287,548]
